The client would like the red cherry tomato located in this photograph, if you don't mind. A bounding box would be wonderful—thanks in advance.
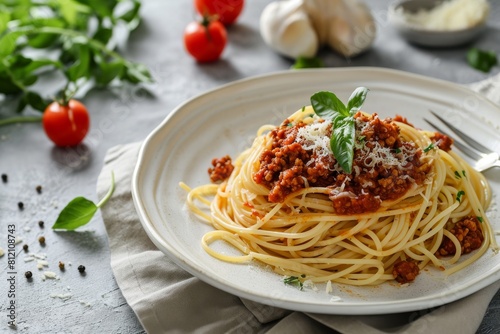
[195,0,244,25]
[42,99,90,147]
[184,19,227,63]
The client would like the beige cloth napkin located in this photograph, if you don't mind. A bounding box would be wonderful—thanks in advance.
[97,76,500,334]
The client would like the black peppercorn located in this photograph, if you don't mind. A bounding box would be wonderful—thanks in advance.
[38,220,44,228]
[38,236,45,245]
[36,185,42,194]
[18,202,24,210]
[1,174,7,183]
[25,271,33,279]
[78,265,86,273]
[23,244,28,252]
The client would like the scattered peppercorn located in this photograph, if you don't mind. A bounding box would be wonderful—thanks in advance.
[36,185,42,194]
[25,271,33,279]
[1,174,7,183]
[18,202,24,210]
[59,261,65,270]
[78,265,86,273]
[38,236,45,245]
[23,244,28,252]
[38,220,44,228]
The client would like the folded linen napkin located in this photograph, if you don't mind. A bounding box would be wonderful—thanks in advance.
[97,75,500,334]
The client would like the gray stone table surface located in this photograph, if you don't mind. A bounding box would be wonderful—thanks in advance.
[1,0,499,333]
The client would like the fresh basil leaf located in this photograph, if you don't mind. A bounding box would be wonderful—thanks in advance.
[0,12,10,34]
[0,31,21,57]
[22,75,38,87]
[66,44,90,81]
[58,0,91,26]
[26,18,65,48]
[117,0,141,30]
[88,0,119,18]
[93,26,113,44]
[292,56,324,69]
[467,48,497,73]
[124,62,153,83]
[0,71,23,94]
[95,60,124,85]
[331,117,356,174]
[16,96,28,113]
[22,59,62,74]
[25,91,47,112]
[52,171,115,231]
[311,91,348,119]
[52,197,98,231]
[346,87,369,115]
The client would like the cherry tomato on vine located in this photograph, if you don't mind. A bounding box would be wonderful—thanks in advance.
[42,99,90,147]
[184,18,227,63]
[195,0,244,25]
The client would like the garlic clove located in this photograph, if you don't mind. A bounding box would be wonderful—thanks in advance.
[260,0,319,59]
[260,0,377,59]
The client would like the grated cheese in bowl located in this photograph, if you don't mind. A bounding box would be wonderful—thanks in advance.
[398,0,490,31]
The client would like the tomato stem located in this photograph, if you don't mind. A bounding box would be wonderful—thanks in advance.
[0,116,43,127]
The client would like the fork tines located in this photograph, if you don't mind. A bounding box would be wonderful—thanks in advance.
[424,111,484,161]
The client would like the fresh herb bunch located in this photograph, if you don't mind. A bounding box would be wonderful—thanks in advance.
[311,87,369,174]
[0,0,152,124]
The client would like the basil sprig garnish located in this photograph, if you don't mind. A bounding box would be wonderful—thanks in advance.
[310,87,369,174]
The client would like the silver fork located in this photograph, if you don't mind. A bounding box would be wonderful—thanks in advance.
[424,110,500,172]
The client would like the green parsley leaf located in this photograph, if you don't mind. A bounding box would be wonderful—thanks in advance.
[454,171,461,179]
[283,276,304,290]
[423,143,435,153]
[477,216,484,223]
[467,48,498,73]
[456,190,465,203]
[394,147,401,154]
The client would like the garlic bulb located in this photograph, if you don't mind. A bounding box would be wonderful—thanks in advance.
[260,0,376,58]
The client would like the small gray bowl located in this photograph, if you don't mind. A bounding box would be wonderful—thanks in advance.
[388,0,489,47]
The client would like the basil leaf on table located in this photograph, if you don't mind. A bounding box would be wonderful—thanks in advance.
[52,172,115,231]
[311,87,369,174]
[467,48,497,73]
[292,56,324,69]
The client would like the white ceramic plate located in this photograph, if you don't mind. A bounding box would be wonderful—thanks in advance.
[132,67,500,315]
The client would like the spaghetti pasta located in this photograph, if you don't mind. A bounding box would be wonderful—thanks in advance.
[181,94,497,286]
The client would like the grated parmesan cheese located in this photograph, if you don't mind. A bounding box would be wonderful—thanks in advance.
[37,260,49,269]
[326,280,333,294]
[399,0,489,31]
[303,279,318,291]
[330,296,343,302]
[44,271,58,279]
[295,121,336,167]
[51,293,72,301]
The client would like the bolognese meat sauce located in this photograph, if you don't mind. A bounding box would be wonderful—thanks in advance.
[438,216,484,257]
[254,112,431,215]
[393,260,420,283]
[208,155,234,183]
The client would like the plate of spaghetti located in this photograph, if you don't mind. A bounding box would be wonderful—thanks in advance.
[132,67,500,314]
